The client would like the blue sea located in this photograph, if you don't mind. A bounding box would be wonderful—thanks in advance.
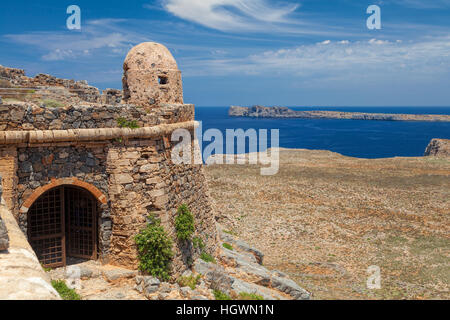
[195,106,450,159]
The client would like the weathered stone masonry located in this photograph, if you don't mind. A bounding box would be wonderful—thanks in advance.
[0,42,217,276]
[0,174,10,251]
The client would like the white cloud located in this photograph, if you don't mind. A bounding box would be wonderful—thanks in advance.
[368,38,390,45]
[4,19,148,61]
[161,0,300,31]
[181,36,450,81]
[390,0,450,8]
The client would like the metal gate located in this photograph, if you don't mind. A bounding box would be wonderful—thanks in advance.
[28,185,97,268]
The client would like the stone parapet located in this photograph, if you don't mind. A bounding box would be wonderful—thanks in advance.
[0,203,60,299]
[0,121,197,145]
[0,173,9,251]
[0,103,194,131]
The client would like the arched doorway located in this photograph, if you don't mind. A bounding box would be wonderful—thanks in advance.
[27,185,98,268]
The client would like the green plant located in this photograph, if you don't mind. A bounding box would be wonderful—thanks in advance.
[41,263,52,272]
[222,229,238,236]
[116,117,140,129]
[213,289,231,300]
[193,237,205,250]
[222,243,233,251]
[238,292,264,300]
[135,217,174,281]
[43,99,64,108]
[200,252,216,263]
[177,274,201,290]
[175,204,195,241]
[51,280,81,300]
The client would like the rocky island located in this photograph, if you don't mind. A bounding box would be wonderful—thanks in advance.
[229,106,450,122]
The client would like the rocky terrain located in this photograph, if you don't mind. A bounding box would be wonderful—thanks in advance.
[205,148,450,299]
[424,139,450,157]
[46,228,310,300]
[229,106,450,122]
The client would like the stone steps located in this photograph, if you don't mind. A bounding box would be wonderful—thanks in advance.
[212,225,311,300]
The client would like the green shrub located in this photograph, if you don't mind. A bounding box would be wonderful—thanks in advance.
[177,274,201,290]
[193,237,205,250]
[116,117,140,129]
[51,280,81,300]
[135,218,174,281]
[175,204,195,241]
[43,99,64,108]
[213,289,231,300]
[238,292,264,300]
[200,252,216,263]
[222,243,233,250]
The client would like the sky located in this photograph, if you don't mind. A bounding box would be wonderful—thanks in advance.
[0,0,449,106]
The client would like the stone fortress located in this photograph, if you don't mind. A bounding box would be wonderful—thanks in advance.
[0,42,217,273]
[0,42,311,300]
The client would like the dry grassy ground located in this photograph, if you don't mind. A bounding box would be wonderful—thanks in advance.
[205,149,450,300]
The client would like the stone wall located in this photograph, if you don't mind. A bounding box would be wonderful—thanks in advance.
[0,203,60,299]
[102,89,123,105]
[0,112,217,276]
[0,147,18,213]
[15,145,112,259]
[0,174,10,251]
[106,134,217,276]
[0,103,194,131]
[0,65,101,103]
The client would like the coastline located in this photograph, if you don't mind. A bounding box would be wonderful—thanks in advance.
[229,106,450,122]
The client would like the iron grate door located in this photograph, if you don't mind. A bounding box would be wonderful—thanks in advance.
[65,186,97,260]
[28,185,98,268]
[28,187,66,268]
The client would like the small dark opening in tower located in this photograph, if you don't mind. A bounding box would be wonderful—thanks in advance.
[158,76,168,85]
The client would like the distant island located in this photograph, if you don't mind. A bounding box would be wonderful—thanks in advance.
[229,106,450,122]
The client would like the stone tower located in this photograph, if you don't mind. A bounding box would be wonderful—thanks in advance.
[0,43,217,275]
[122,42,184,107]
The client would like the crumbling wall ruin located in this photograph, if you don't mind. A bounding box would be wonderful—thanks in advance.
[0,65,102,105]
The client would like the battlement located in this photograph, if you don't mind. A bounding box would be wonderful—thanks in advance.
[0,102,194,132]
